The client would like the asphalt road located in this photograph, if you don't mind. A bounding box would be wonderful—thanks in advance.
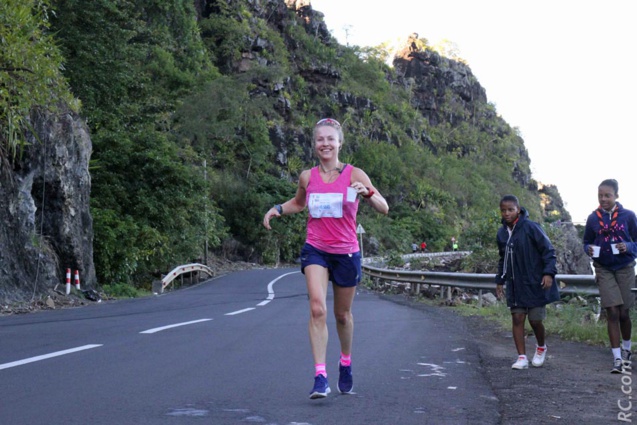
[0,268,500,425]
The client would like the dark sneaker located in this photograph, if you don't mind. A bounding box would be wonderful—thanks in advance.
[309,374,331,399]
[622,349,632,364]
[337,363,353,394]
[611,358,623,374]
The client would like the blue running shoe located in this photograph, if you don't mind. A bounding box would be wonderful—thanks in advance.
[337,363,353,394]
[309,374,331,399]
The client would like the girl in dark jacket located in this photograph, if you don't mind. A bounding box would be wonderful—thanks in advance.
[583,179,637,373]
[495,195,559,370]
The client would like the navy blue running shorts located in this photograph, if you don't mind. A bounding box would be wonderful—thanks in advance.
[300,243,361,287]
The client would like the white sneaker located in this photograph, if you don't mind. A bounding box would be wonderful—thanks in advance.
[621,348,632,364]
[532,346,547,367]
[512,355,529,370]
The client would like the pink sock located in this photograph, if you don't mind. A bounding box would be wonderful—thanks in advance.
[340,353,351,367]
[315,363,326,377]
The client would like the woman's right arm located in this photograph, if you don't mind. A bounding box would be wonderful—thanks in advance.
[582,216,595,256]
[495,232,505,299]
[262,170,310,230]
[495,232,505,284]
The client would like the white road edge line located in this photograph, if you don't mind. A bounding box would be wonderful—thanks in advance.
[0,344,103,371]
[224,271,301,315]
[256,271,299,307]
[140,318,213,334]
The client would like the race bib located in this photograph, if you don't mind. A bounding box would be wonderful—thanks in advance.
[309,193,344,218]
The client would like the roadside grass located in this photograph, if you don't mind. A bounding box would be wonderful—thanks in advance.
[101,283,153,299]
[363,278,630,348]
[451,298,617,347]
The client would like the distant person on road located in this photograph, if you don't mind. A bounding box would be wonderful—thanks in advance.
[582,179,637,373]
[452,240,459,251]
[420,241,426,252]
[263,118,389,399]
[412,242,418,253]
[495,195,559,370]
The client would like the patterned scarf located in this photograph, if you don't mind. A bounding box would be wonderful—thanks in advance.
[595,204,619,241]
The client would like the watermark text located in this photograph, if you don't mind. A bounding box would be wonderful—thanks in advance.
[618,362,633,422]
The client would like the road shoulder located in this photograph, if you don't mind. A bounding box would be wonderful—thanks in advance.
[376,292,631,425]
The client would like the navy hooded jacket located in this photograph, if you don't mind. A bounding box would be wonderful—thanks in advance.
[582,202,637,271]
[495,208,560,308]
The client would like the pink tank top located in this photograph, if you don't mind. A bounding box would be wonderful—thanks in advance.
[305,164,360,254]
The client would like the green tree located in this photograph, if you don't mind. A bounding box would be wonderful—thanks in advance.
[0,0,76,163]
[50,0,225,285]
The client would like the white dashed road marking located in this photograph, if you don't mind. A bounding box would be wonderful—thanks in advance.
[140,318,213,334]
[225,308,255,316]
[3,271,302,371]
[0,344,103,370]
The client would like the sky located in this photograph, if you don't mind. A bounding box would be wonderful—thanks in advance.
[311,0,637,223]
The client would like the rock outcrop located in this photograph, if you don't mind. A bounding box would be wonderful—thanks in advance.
[0,107,95,303]
[539,184,591,274]
[393,47,487,126]
[391,35,590,275]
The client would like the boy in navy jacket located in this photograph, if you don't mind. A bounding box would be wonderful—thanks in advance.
[496,195,559,369]
[583,179,637,373]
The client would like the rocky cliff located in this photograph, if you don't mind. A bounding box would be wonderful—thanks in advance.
[391,37,590,274]
[538,184,591,274]
[392,45,533,188]
[0,107,95,304]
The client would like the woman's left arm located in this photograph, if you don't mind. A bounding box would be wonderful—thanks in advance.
[534,225,558,276]
[626,211,637,254]
[350,168,389,215]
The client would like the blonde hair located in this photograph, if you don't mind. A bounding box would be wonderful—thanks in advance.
[313,118,344,143]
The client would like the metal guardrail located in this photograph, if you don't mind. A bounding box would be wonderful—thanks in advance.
[158,263,215,293]
[362,264,599,297]
[401,251,472,260]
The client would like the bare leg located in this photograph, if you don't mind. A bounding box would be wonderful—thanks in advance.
[529,320,545,347]
[607,306,621,348]
[512,313,527,355]
[619,307,632,342]
[305,265,330,365]
[333,284,356,357]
